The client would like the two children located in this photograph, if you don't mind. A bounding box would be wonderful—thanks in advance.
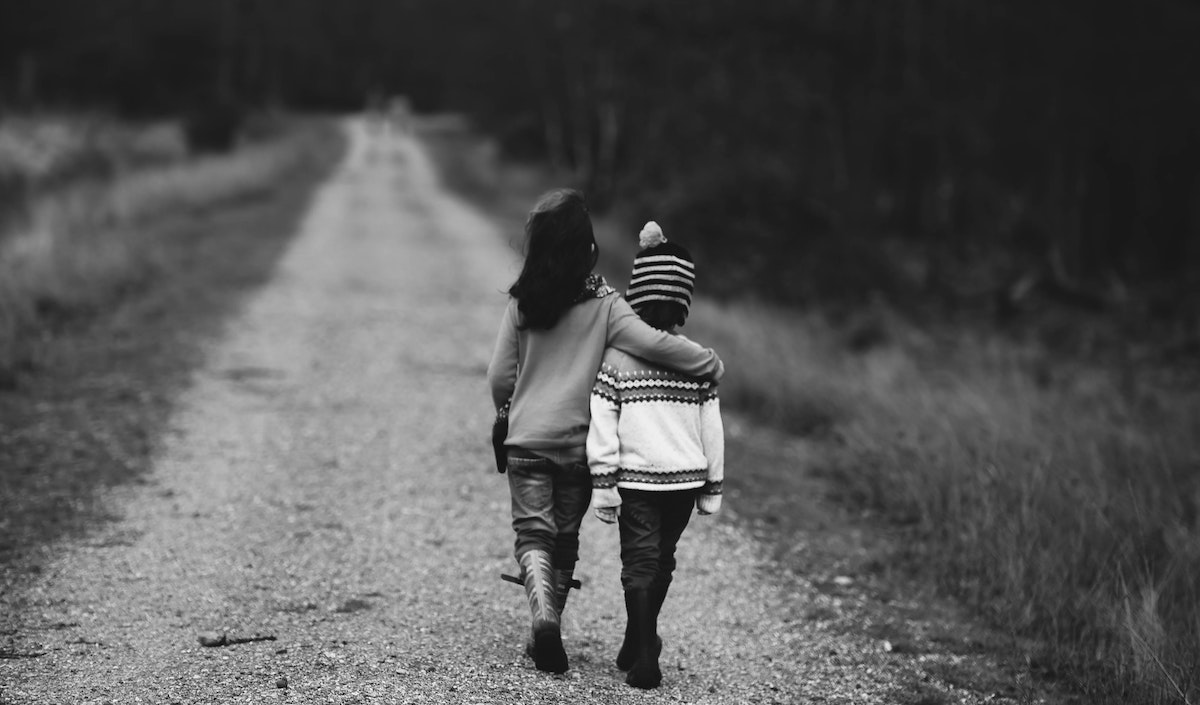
[487,190,723,675]
[587,221,724,689]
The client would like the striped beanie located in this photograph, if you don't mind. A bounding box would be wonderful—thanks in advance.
[625,221,695,314]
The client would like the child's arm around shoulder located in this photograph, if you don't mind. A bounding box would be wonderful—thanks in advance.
[605,296,724,381]
[587,348,626,523]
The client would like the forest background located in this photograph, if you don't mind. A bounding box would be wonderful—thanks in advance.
[2,2,1199,703]
[5,0,1200,324]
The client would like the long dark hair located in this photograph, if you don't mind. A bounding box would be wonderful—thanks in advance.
[508,189,599,330]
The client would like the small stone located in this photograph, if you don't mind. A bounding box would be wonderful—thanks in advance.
[276,676,288,689]
[197,632,226,647]
[833,575,854,587]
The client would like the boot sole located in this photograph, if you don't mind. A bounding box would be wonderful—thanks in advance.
[531,625,568,674]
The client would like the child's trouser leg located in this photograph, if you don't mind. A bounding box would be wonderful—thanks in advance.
[651,489,698,618]
[506,456,557,560]
[551,461,591,616]
[617,489,664,590]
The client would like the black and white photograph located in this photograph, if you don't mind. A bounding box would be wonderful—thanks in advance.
[1,2,1198,703]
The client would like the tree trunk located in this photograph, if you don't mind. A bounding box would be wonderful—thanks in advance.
[541,98,568,173]
[17,53,38,106]
[593,98,621,202]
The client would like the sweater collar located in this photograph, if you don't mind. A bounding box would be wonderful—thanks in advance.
[575,274,616,302]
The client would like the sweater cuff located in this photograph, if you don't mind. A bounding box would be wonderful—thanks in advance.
[592,487,622,510]
[696,493,722,515]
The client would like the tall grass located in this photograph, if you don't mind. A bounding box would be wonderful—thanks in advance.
[0,118,332,376]
[686,299,1200,703]
[0,114,185,222]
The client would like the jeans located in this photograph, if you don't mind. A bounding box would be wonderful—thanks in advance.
[617,488,698,591]
[506,450,592,571]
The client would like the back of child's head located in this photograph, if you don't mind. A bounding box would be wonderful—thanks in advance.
[626,221,694,330]
[509,189,599,330]
[635,300,687,331]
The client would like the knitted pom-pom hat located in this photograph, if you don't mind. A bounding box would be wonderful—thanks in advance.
[625,221,695,314]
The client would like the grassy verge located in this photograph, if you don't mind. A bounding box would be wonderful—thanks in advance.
[420,120,1199,704]
[0,114,186,230]
[686,302,1199,703]
[0,118,328,372]
[0,116,344,562]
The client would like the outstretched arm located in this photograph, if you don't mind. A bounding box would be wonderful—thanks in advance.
[607,297,723,381]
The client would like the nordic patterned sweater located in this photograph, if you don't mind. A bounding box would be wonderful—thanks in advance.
[587,342,725,514]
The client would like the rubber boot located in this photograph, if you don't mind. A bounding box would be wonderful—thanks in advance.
[526,566,576,660]
[649,577,671,622]
[553,567,576,619]
[519,550,568,673]
[624,588,662,689]
[617,582,665,670]
[615,589,639,670]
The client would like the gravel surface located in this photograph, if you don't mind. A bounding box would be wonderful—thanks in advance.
[2,120,995,704]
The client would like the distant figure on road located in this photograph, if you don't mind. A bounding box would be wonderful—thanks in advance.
[364,93,412,139]
[487,189,724,675]
[587,222,725,690]
[386,95,412,136]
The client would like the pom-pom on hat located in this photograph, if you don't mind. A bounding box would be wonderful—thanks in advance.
[626,221,696,314]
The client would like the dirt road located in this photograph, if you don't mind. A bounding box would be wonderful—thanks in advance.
[1,120,963,704]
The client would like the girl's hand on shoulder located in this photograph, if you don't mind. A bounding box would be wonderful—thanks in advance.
[594,506,620,524]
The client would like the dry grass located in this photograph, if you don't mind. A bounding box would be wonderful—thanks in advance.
[687,298,1200,703]
[0,114,185,216]
[0,118,330,376]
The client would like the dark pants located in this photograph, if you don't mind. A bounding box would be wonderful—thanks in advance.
[506,451,592,571]
[617,488,697,591]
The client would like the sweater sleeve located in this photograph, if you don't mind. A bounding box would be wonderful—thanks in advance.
[606,297,724,381]
[587,359,623,509]
[486,301,519,411]
[696,382,725,514]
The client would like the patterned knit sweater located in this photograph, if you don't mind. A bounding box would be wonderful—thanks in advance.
[587,342,725,514]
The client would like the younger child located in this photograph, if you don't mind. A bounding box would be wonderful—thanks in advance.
[587,222,725,690]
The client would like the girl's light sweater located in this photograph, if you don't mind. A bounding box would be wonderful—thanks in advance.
[487,290,723,453]
[587,344,724,514]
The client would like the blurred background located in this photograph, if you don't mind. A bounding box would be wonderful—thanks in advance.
[2,2,1199,703]
[4,0,1200,332]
